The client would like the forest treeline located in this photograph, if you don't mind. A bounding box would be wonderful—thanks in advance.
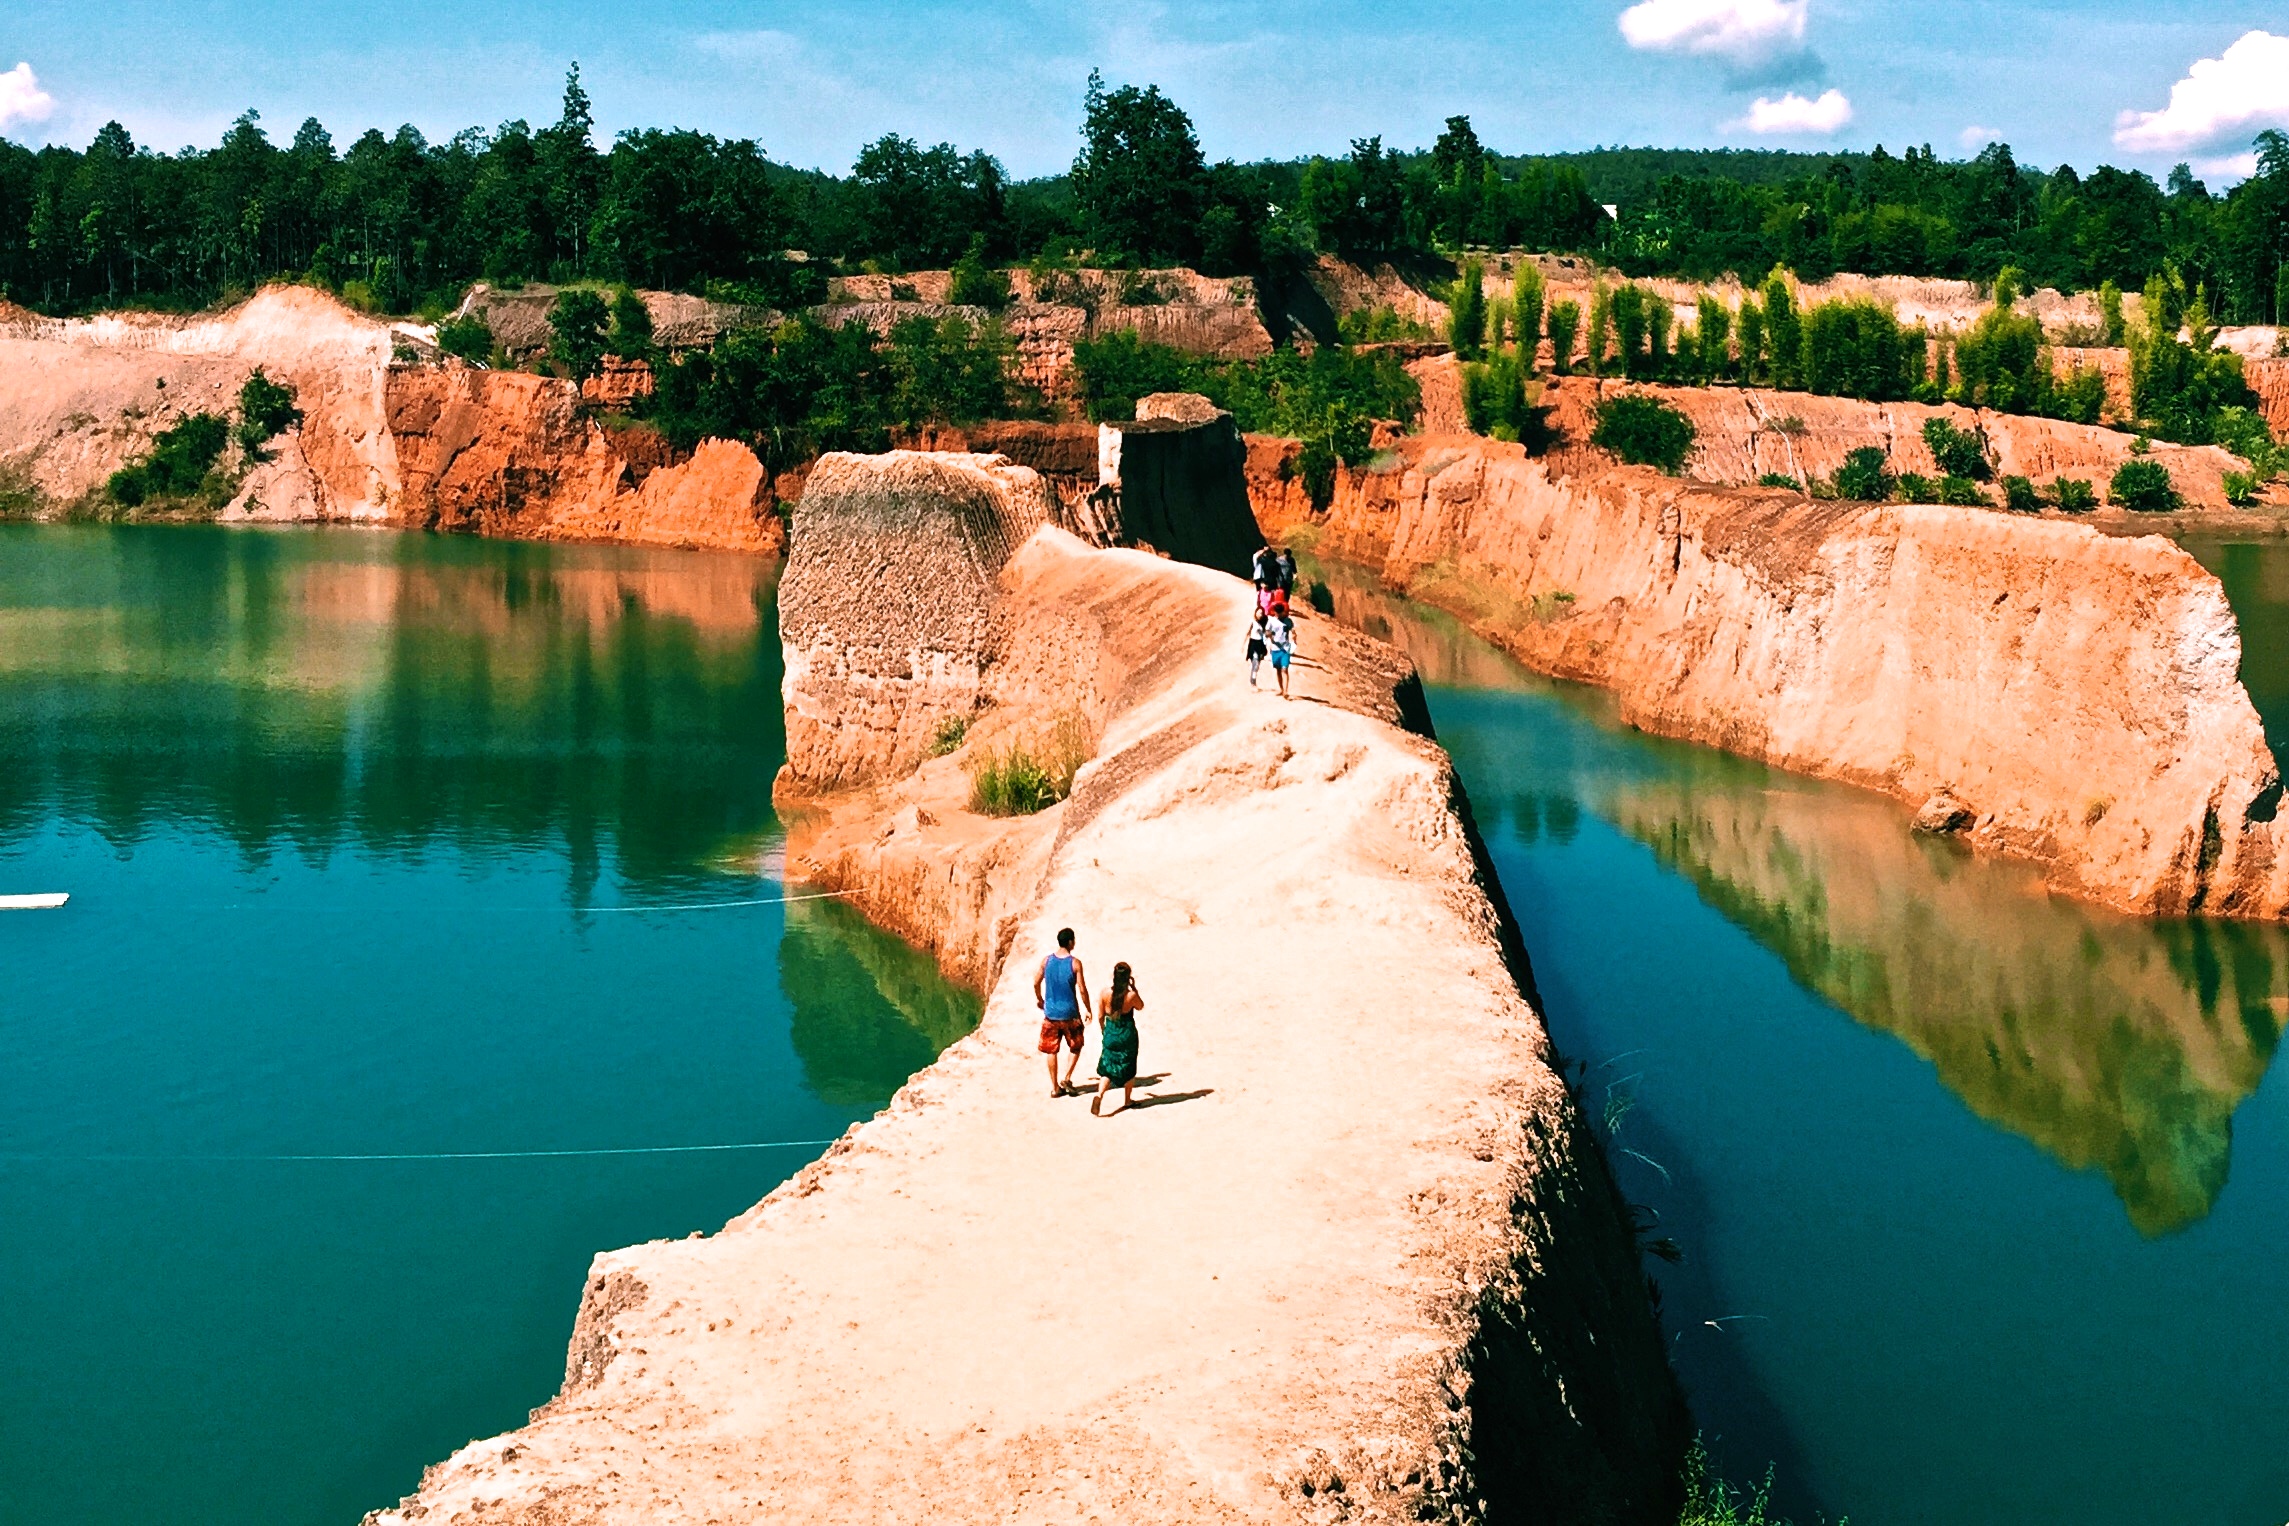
[6,67,2286,322]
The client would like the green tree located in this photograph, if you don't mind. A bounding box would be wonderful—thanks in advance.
[1546,299,1581,376]
[1695,293,1731,383]
[609,288,653,356]
[1511,264,1545,366]
[1799,298,1917,400]
[1761,269,1802,389]
[2097,279,2125,345]
[1736,295,1766,384]
[1070,70,1206,265]
[1449,259,1488,360]
[1586,284,1612,376]
[1922,417,1989,479]
[235,367,302,457]
[550,288,611,379]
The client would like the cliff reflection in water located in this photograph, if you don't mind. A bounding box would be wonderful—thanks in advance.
[0,525,781,895]
[1311,557,2285,1235]
[780,897,984,1107]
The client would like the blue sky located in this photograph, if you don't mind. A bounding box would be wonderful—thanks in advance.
[3,2,2286,183]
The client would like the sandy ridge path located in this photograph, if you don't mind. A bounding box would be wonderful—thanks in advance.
[370,529,1678,1525]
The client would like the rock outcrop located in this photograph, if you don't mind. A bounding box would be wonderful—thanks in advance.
[371,452,1687,1526]
[779,451,1059,789]
[385,366,783,554]
[1254,436,2289,918]
[0,284,400,515]
[1092,397,1264,579]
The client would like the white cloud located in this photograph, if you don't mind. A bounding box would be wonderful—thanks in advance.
[2197,151,2260,181]
[1617,0,1808,66]
[0,63,54,133]
[2113,30,2289,152]
[1959,125,2002,149]
[1733,88,1852,135]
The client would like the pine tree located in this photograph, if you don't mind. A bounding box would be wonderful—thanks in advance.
[1511,264,1545,370]
[1761,270,1800,390]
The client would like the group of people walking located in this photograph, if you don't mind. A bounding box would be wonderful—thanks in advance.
[1245,544,1299,699]
[1034,928,1145,1116]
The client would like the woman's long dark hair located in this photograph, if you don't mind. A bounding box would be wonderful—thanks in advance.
[1110,962,1133,1010]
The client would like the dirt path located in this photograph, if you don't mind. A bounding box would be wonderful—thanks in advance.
[369,527,1680,1525]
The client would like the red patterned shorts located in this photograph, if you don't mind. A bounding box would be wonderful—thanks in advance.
[1038,1018,1085,1054]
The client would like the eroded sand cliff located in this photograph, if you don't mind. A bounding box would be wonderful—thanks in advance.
[1253,436,2289,918]
[0,285,784,555]
[370,452,1685,1525]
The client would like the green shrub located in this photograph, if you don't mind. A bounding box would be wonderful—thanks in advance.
[1678,1441,1790,1526]
[435,313,495,366]
[2110,456,2179,512]
[1337,305,1435,344]
[1758,472,1801,490]
[1897,472,1940,503]
[106,412,231,507]
[929,715,971,755]
[2051,363,2107,425]
[967,723,1086,816]
[1591,394,1695,474]
[2053,476,2099,512]
[2001,474,2041,512]
[1937,474,1987,506]
[1921,417,1988,480]
[1462,353,1558,450]
[1831,446,1893,502]
[2224,469,2263,507]
[2214,405,2286,478]
[235,368,302,458]
[610,287,654,354]
[947,236,1013,310]
[2128,270,2259,442]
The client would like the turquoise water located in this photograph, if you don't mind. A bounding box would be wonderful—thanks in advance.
[0,527,978,1526]
[1319,560,2289,1526]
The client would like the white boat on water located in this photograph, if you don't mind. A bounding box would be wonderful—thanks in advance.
[0,893,68,910]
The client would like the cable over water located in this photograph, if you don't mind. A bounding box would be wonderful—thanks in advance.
[2,1138,846,1164]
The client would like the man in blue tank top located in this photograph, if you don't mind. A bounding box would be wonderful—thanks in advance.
[1033,927,1092,1098]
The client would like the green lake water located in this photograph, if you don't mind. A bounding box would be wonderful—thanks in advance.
[0,526,979,1526]
[1316,552,2289,1526]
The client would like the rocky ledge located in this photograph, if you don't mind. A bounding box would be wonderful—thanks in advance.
[369,450,1685,1525]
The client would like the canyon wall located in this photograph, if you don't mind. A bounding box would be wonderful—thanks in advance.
[0,285,786,556]
[373,456,1687,1526]
[1534,377,2252,509]
[1252,436,2289,919]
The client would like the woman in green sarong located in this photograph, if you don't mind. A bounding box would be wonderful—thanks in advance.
[1091,962,1144,1116]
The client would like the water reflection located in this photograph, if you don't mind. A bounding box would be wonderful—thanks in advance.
[0,525,781,896]
[779,897,984,1106]
[1309,557,2286,1235]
